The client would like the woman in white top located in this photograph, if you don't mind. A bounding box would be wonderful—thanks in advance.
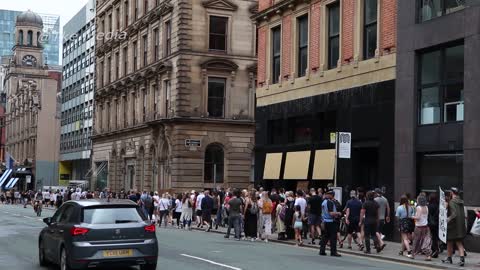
[158,194,171,228]
[411,194,432,261]
[152,192,160,223]
[180,193,193,230]
[173,194,183,228]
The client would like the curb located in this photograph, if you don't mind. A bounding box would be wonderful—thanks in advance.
[191,227,466,270]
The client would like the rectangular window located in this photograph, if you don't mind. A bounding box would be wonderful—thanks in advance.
[209,16,228,51]
[287,116,313,144]
[164,80,171,117]
[144,0,148,14]
[364,0,377,59]
[154,83,158,117]
[116,8,120,30]
[108,14,113,33]
[419,0,465,22]
[207,77,226,118]
[115,52,120,79]
[125,0,129,28]
[143,90,147,122]
[107,56,111,83]
[143,34,148,66]
[123,47,128,75]
[154,28,159,60]
[328,2,340,69]
[271,26,281,84]
[133,41,137,71]
[297,15,308,77]
[419,44,464,125]
[99,61,104,88]
[135,0,139,19]
[164,20,171,56]
[123,95,128,127]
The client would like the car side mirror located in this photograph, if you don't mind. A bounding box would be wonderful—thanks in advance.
[43,217,52,226]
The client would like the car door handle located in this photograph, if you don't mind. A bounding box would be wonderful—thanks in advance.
[58,230,64,233]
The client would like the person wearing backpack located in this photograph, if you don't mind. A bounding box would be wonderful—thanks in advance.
[276,197,286,240]
[243,191,259,241]
[258,191,273,243]
[140,191,153,219]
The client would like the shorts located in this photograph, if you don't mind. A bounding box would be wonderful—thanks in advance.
[308,214,322,226]
[173,212,181,219]
[377,220,386,234]
[294,221,303,230]
[202,211,212,223]
[347,219,360,234]
[196,210,203,217]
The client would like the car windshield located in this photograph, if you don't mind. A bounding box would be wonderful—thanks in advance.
[82,207,145,224]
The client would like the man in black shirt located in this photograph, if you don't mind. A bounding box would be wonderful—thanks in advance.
[307,189,323,245]
[202,190,214,232]
[360,191,382,254]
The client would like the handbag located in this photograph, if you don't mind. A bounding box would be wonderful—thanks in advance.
[471,217,480,237]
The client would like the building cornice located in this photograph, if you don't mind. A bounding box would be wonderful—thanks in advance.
[252,0,309,21]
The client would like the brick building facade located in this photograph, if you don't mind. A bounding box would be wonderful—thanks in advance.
[254,0,398,195]
[92,0,257,193]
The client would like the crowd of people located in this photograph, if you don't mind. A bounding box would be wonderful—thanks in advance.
[2,185,478,267]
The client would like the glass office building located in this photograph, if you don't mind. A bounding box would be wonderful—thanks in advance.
[0,9,60,65]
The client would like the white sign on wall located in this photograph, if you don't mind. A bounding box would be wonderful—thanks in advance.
[439,187,448,244]
[338,132,351,159]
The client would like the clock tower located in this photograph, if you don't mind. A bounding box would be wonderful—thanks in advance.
[3,10,61,191]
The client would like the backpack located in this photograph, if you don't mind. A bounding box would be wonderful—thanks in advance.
[249,202,259,215]
[262,200,273,214]
[143,195,153,207]
[279,205,287,222]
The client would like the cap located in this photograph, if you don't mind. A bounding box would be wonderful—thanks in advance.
[326,190,335,195]
[451,187,460,194]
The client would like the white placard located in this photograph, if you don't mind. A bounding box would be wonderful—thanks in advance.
[338,132,351,159]
[26,175,31,184]
[439,187,448,244]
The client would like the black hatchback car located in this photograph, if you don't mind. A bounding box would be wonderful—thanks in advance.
[38,199,158,270]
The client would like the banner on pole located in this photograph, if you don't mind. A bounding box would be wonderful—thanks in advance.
[439,187,448,244]
[338,132,351,159]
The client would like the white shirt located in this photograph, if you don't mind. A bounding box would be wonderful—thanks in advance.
[43,192,50,200]
[196,194,205,210]
[159,198,171,211]
[51,193,57,202]
[175,199,182,212]
[294,197,307,215]
[153,195,160,207]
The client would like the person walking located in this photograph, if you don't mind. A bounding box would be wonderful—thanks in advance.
[427,193,440,258]
[244,191,259,241]
[396,195,415,257]
[345,190,363,250]
[258,191,273,243]
[293,205,304,246]
[307,189,323,245]
[180,193,193,230]
[374,188,390,241]
[173,194,183,228]
[196,191,205,228]
[442,188,467,267]
[158,193,171,228]
[201,190,214,232]
[276,197,286,240]
[225,189,243,240]
[319,190,342,257]
[411,194,432,261]
[360,191,384,254]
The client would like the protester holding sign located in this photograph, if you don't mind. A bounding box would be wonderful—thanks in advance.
[471,208,480,237]
[442,188,466,267]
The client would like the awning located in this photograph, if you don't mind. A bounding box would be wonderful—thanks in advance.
[283,151,311,180]
[4,178,19,190]
[0,169,13,187]
[312,149,336,180]
[263,153,282,180]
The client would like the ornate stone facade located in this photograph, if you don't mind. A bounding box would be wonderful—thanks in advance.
[92,0,257,192]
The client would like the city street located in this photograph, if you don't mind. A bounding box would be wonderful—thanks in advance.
[0,204,439,270]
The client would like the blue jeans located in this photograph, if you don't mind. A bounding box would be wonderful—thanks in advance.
[226,215,241,239]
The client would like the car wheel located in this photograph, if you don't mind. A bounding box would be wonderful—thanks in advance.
[38,240,48,267]
[140,263,157,270]
[60,247,72,270]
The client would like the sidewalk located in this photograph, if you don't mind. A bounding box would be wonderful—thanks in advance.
[191,224,480,270]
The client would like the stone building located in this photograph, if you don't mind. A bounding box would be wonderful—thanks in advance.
[92,0,257,192]
[254,0,397,194]
[3,10,61,190]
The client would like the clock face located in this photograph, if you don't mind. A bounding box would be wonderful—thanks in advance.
[22,55,37,67]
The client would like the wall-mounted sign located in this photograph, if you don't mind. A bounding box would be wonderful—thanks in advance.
[338,132,351,159]
[185,139,201,148]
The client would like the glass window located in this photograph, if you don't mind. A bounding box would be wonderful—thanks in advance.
[328,2,340,69]
[418,44,464,124]
[419,0,464,22]
[82,207,145,224]
[209,16,228,51]
[288,116,313,144]
[297,15,308,77]
[204,144,224,183]
[271,26,281,84]
[364,0,378,59]
[143,34,148,66]
[164,20,171,56]
[207,77,226,118]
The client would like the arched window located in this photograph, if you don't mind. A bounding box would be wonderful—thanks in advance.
[204,144,224,183]
[27,31,33,46]
[18,30,24,45]
[37,32,41,46]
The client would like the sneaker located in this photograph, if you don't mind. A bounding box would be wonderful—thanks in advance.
[442,257,453,264]
[264,239,268,243]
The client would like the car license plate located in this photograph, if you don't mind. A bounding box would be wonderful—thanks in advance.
[103,249,133,257]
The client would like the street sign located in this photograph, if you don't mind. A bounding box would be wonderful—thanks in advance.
[26,175,31,184]
[439,187,448,244]
[185,139,201,147]
[338,132,351,159]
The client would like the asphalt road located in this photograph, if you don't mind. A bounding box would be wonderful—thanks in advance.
[0,203,435,270]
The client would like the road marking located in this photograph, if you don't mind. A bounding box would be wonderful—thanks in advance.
[180,254,242,270]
